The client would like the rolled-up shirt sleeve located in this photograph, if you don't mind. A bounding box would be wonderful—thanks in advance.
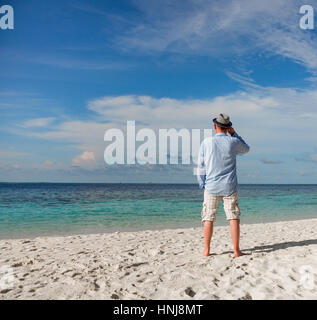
[197,141,206,189]
[232,132,250,155]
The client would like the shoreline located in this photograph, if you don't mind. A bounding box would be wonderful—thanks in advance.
[0,215,316,241]
[0,218,316,299]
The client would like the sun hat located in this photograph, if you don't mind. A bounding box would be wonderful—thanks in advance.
[212,113,232,128]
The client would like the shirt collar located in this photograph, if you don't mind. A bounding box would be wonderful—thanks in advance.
[215,133,227,136]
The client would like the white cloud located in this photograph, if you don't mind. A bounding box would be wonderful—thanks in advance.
[9,76,317,168]
[26,55,128,70]
[25,121,113,148]
[295,153,317,163]
[0,90,37,97]
[260,158,283,164]
[42,160,54,168]
[0,150,29,158]
[31,160,64,170]
[72,151,97,169]
[115,0,317,73]
[21,117,55,128]
[87,93,269,127]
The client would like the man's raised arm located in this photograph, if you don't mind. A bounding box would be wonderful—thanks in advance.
[228,127,250,155]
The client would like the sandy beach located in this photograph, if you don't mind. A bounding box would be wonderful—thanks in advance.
[0,218,316,300]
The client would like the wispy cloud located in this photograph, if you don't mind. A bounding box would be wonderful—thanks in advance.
[112,0,317,73]
[5,73,317,181]
[295,153,317,163]
[87,93,269,127]
[0,46,131,71]
[32,160,64,170]
[0,150,29,158]
[26,55,129,70]
[260,158,283,164]
[299,169,317,176]
[10,81,317,165]
[21,117,55,128]
[0,90,38,97]
[225,71,261,89]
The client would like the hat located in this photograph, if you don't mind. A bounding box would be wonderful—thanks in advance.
[213,113,232,128]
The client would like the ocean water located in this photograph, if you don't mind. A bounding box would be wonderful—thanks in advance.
[0,183,316,239]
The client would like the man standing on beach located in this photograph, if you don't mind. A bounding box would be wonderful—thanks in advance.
[197,114,250,257]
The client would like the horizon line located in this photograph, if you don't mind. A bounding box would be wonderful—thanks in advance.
[1,182,317,185]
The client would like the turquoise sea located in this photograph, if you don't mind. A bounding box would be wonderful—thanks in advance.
[0,183,316,239]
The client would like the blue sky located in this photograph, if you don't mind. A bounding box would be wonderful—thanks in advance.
[1,0,317,183]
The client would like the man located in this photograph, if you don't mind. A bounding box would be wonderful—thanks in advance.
[197,113,250,257]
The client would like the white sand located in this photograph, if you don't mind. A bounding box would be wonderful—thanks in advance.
[0,218,316,300]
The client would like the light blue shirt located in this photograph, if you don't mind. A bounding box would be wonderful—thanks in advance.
[197,132,250,196]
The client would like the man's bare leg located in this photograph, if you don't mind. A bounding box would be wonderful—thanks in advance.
[203,220,213,256]
[229,219,243,257]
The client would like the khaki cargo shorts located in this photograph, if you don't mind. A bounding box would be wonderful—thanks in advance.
[201,191,240,222]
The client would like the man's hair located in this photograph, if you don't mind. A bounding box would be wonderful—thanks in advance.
[215,124,228,132]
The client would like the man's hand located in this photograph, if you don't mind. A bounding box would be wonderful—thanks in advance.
[227,127,235,136]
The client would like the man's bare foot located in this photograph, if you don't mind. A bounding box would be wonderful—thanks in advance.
[203,248,210,256]
[234,250,245,258]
